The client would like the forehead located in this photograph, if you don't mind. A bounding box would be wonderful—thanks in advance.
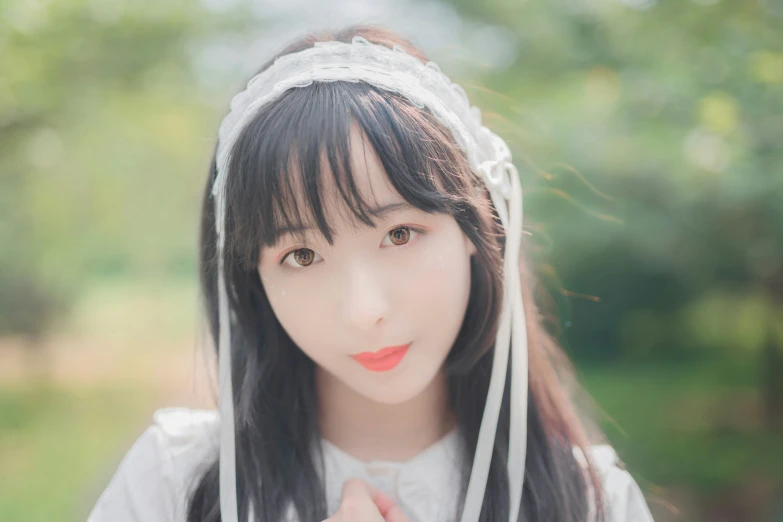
[279,123,403,226]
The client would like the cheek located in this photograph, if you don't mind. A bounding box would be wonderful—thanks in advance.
[261,274,336,359]
[401,234,472,316]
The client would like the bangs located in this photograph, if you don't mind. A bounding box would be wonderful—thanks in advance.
[222,81,479,270]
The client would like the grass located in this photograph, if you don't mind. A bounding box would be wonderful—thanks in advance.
[579,357,783,491]
[0,276,206,522]
[0,383,157,522]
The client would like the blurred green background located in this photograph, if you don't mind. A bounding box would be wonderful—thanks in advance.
[1,0,781,521]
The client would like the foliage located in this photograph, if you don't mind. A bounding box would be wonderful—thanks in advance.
[0,0,258,336]
[444,0,782,366]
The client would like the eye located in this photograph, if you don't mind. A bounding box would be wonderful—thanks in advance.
[282,248,322,268]
[381,226,420,247]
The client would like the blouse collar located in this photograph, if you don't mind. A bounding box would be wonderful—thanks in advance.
[318,428,465,522]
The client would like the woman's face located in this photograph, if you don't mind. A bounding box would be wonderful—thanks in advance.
[257,126,476,405]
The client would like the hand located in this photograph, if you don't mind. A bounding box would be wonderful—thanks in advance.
[322,479,410,522]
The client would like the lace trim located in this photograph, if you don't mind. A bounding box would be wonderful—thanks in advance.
[211,35,516,239]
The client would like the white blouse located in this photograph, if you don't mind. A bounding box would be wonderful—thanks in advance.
[87,408,655,522]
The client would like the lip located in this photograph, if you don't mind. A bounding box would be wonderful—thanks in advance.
[350,343,412,372]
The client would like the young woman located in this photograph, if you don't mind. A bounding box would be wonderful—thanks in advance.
[87,24,655,522]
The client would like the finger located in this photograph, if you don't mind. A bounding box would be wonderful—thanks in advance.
[384,505,412,522]
[360,482,396,516]
[338,479,385,521]
[358,482,408,522]
[371,490,396,517]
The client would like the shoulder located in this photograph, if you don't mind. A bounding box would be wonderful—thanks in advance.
[87,408,220,522]
[574,444,656,522]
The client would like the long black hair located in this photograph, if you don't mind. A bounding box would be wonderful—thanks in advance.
[189,24,606,522]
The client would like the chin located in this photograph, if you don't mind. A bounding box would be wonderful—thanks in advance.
[350,370,437,405]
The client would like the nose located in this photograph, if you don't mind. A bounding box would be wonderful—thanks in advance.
[340,259,390,331]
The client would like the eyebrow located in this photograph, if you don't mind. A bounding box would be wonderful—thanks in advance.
[275,201,416,237]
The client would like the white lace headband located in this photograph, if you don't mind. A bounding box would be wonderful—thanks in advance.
[212,35,529,522]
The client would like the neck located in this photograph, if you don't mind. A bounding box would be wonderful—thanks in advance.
[317,368,456,462]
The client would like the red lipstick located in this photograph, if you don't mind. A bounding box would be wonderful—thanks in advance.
[351,343,411,372]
